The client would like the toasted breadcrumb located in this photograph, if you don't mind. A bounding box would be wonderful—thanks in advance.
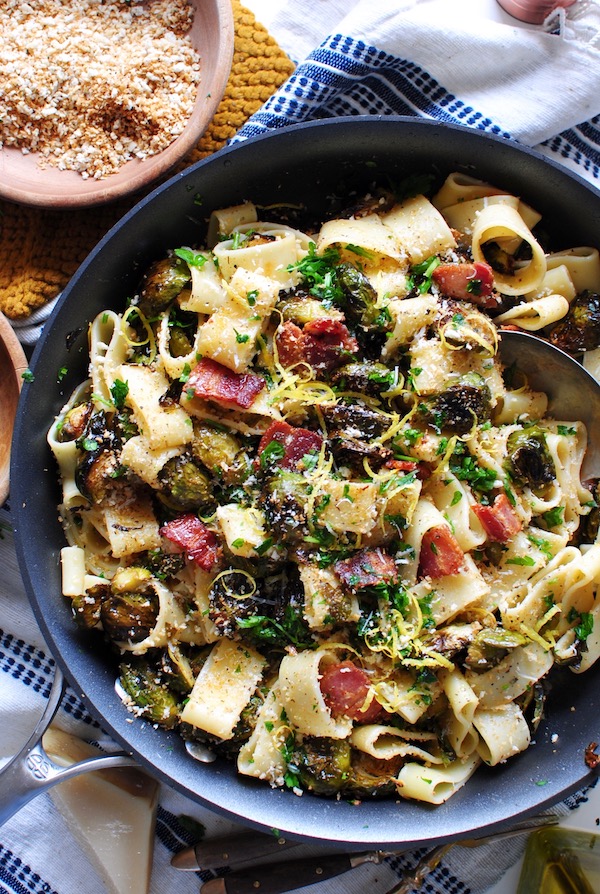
[0,0,201,179]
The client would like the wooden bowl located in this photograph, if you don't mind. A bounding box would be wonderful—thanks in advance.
[0,0,234,209]
[0,313,28,505]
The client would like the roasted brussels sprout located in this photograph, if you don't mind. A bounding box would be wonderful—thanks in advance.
[101,568,159,643]
[168,324,194,358]
[321,402,389,440]
[260,470,310,543]
[330,436,393,473]
[577,479,600,543]
[464,627,527,673]
[208,569,256,637]
[158,454,213,511]
[423,622,483,660]
[74,409,126,503]
[71,583,110,629]
[427,372,492,434]
[76,448,123,504]
[136,257,190,317]
[58,401,93,443]
[211,690,265,757]
[278,295,341,326]
[337,263,380,327]
[506,425,556,488]
[343,750,402,798]
[548,290,600,354]
[519,679,548,733]
[288,737,352,795]
[480,241,517,275]
[141,548,186,581]
[191,422,250,486]
[237,566,313,649]
[161,643,210,693]
[119,659,180,728]
[331,361,395,396]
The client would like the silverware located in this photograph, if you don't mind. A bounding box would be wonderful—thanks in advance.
[498,329,600,480]
[194,814,559,894]
[171,829,301,871]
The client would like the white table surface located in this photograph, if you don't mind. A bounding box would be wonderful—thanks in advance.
[241,1,600,891]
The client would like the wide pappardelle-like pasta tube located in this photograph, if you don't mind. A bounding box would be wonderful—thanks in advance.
[49,174,600,807]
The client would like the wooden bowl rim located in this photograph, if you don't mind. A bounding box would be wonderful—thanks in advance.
[0,313,28,504]
[0,0,234,209]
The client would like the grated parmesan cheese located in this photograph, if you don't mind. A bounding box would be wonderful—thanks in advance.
[0,0,201,179]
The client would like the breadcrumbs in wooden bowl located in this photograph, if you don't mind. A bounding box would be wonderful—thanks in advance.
[0,0,234,208]
[0,314,28,505]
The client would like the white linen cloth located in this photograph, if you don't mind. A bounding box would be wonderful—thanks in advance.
[237,0,600,181]
[2,3,600,894]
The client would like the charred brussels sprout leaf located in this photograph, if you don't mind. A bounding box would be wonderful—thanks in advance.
[464,627,527,673]
[428,372,492,435]
[288,737,352,795]
[506,425,556,488]
[119,660,180,728]
[548,291,600,354]
[136,257,191,317]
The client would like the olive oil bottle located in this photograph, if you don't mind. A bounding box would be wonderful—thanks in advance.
[518,828,599,894]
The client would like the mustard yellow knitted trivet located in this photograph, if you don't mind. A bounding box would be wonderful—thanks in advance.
[0,0,295,320]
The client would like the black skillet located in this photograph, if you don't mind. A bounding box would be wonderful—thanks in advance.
[10,117,600,849]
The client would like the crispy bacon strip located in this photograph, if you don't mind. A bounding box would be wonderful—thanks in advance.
[160,514,221,571]
[257,420,323,470]
[187,358,265,409]
[319,660,385,723]
[432,262,498,309]
[584,742,600,770]
[419,525,464,579]
[472,493,522,542]
[335,547,398,590]
[276,318,358,372]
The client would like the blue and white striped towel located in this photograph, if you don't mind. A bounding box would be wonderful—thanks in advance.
[235,0,600,184]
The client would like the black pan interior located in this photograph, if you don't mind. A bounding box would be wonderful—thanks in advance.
[11,117,600,849]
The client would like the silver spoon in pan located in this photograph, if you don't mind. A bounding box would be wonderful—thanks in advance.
[497,328,600,481]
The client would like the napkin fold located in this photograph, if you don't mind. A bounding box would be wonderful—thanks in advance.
[236,0,600,184]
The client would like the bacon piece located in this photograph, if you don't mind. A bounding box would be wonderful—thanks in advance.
[472,493,522,542]
[419,525,464,579]
[257,420,323,470]
[319,660,385,723]
[432,262,498,309]
[160,514,221,571]
[585,741,600,770]
[276,318,358,373]
[187,358,265,409]
[335,547,398,590]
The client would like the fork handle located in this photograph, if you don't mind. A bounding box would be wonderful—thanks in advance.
[201,853,377,894]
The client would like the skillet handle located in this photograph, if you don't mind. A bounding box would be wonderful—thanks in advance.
[0,665,137,828]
